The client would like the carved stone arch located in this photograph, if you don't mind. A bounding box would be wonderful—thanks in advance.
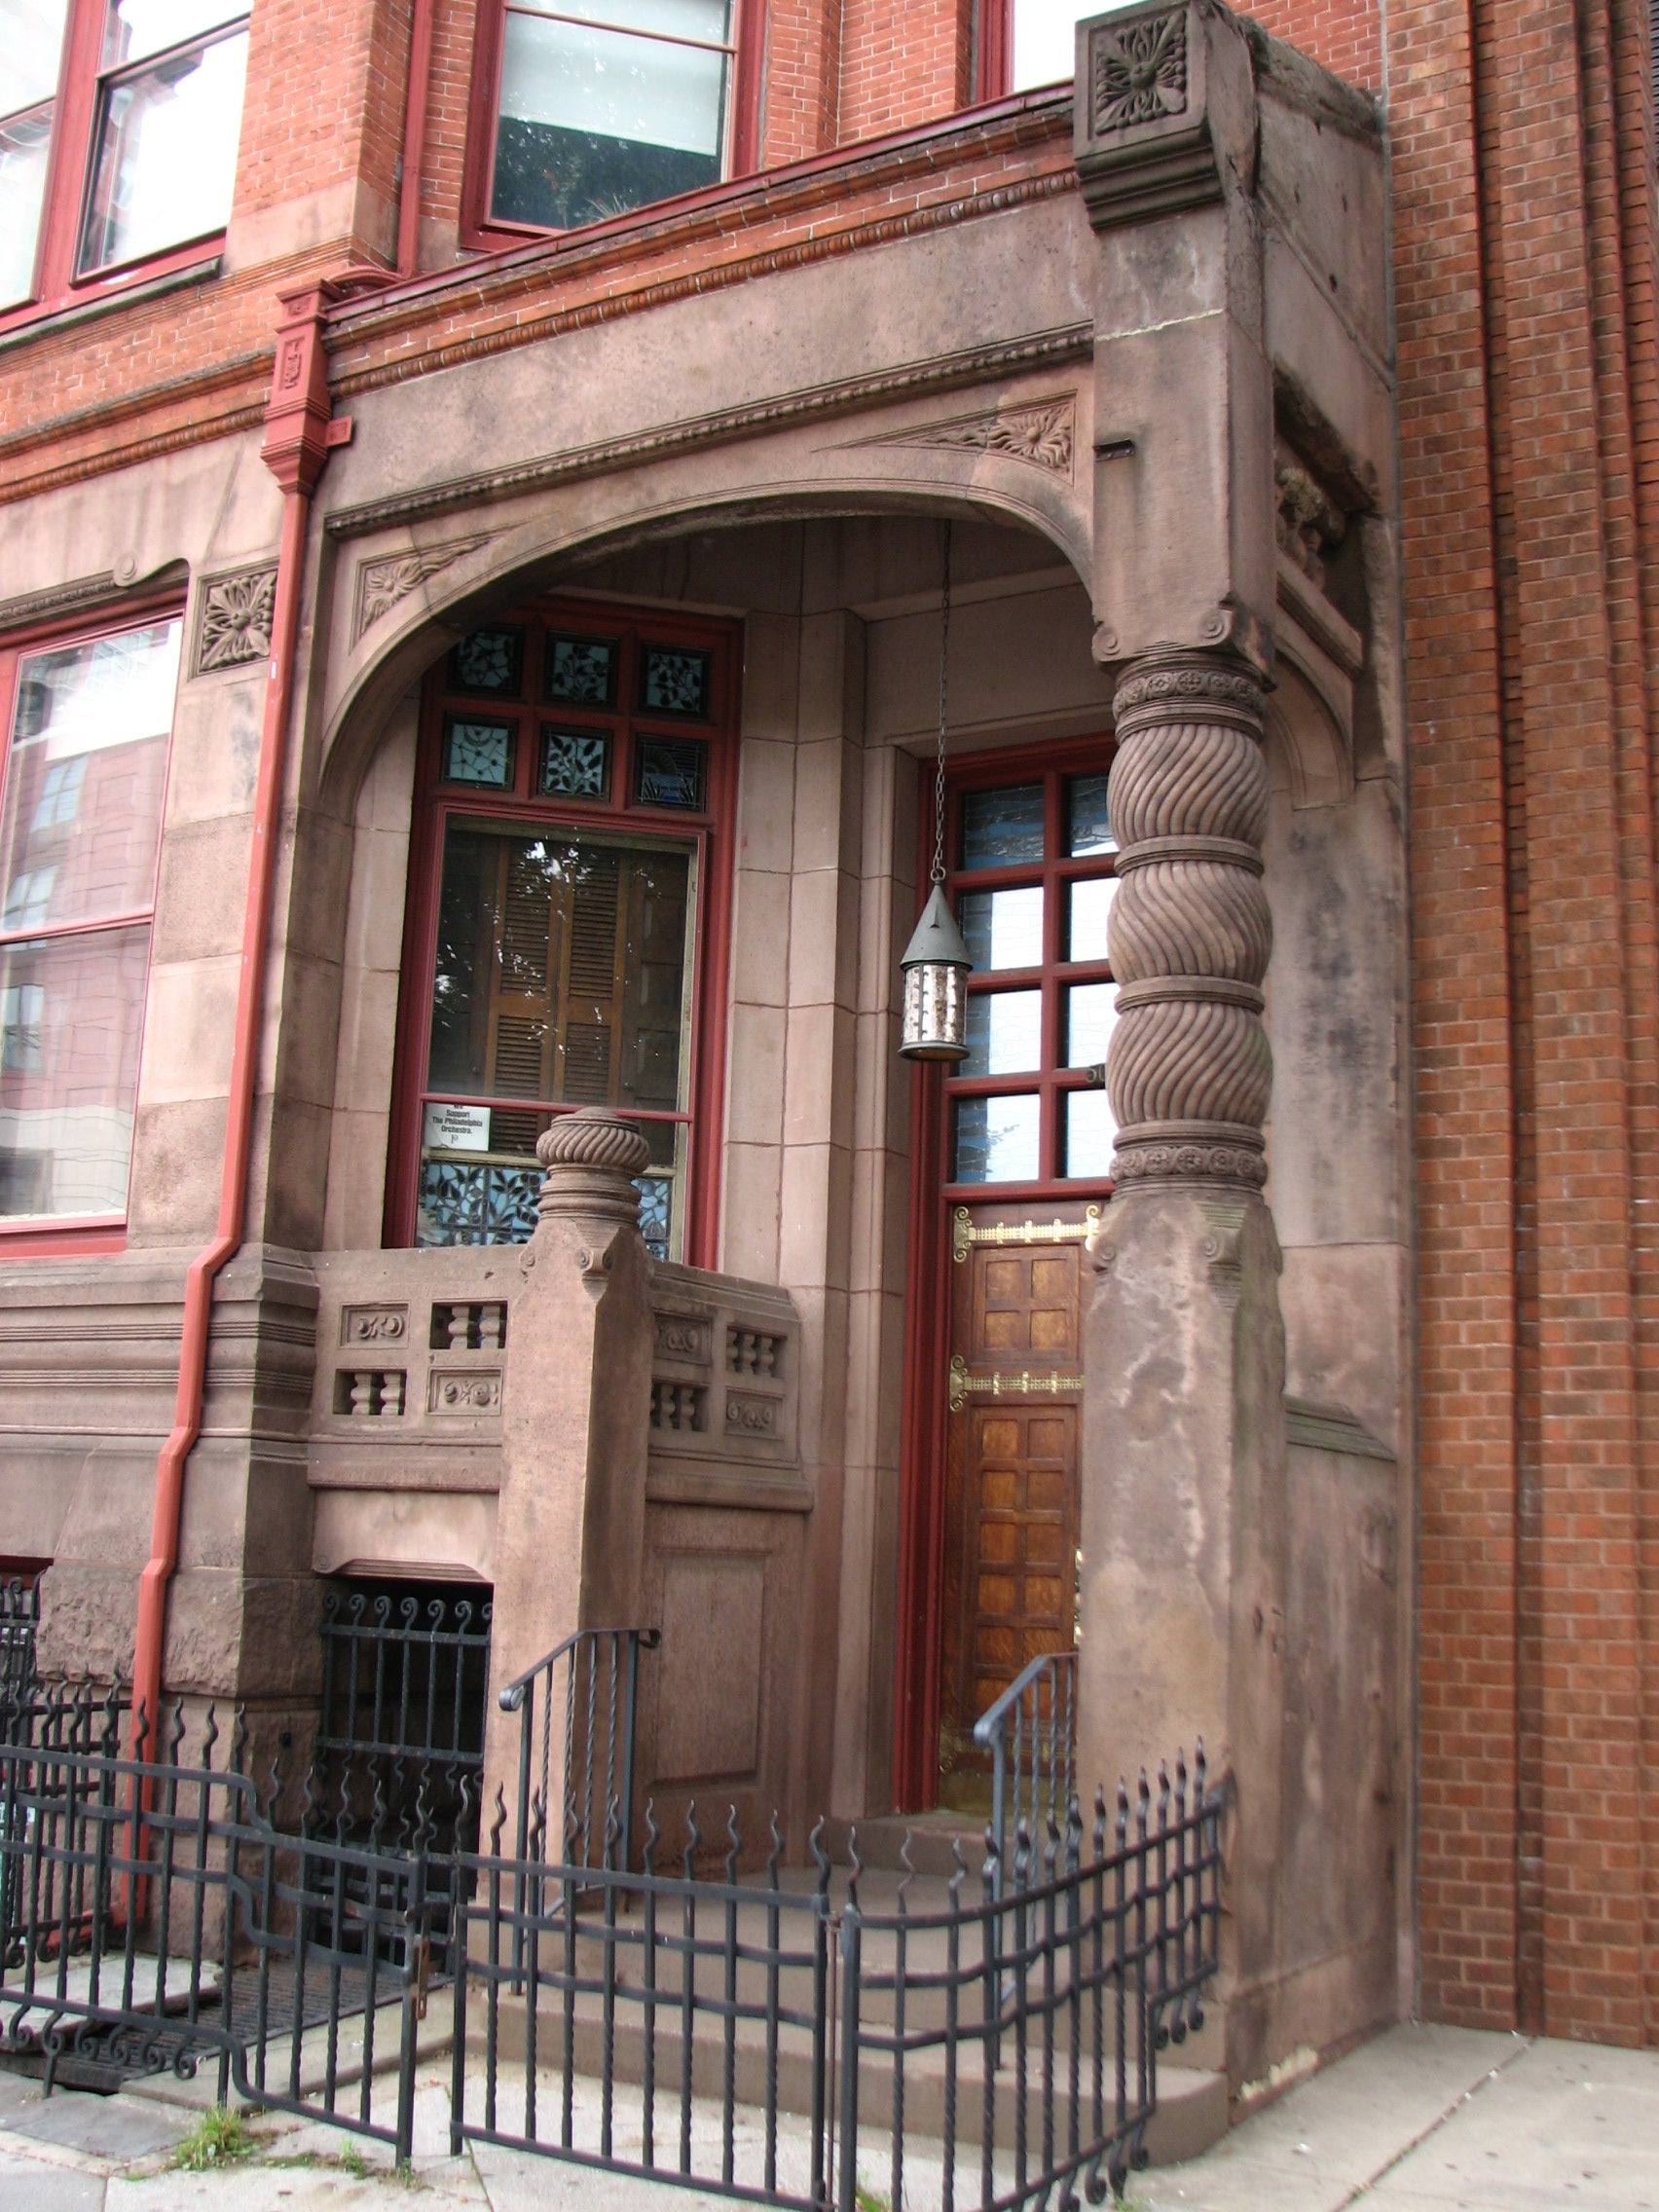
[313,472,1092,823]
[1262,647,1355,811]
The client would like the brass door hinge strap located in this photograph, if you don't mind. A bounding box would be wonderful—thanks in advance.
[949,1355,1085,1413]
[952,1204,1100,1263]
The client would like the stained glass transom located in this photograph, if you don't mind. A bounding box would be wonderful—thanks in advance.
[540,726,609,798]
[546,634,617,706]
[448,628,524,697]
[640,645,711,719]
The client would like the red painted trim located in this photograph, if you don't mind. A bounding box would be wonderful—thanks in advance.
[385,596,739,1267]
[977,0,1013,103]
[732,0,766,176]
[0,1223,126,1255]
[397,0,436,277]
[891,730,1118,1813]
[130,279,348,1761]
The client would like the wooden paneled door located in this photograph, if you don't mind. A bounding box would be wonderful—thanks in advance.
[941,1202,1096,1804]
[938,1200,1096,1811]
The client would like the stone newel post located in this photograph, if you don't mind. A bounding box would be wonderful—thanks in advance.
[1079,646,1288,2078]
[480,1106,656,1840]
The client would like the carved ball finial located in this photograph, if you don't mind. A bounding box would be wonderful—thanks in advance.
[536,1107,652,1178]
[535,1107,650,1232]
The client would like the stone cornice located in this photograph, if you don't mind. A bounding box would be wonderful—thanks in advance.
[327,165,1081,412]
[322,321,1093,538]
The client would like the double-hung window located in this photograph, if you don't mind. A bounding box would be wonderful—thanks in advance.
[0,612,179,1236]
[478,0,740,237]
[1,0,249,321]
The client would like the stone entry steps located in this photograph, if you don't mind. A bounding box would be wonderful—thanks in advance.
[470,1859,1230,2169]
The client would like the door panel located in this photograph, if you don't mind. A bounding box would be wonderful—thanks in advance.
[938,1199,1094,1811]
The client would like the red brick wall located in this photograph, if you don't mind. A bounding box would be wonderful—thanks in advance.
[1262,0,1659,2046]
[836,0,972,142]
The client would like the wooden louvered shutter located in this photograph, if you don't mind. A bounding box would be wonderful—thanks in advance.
[555,845,626,1103]
[485,840,556,1097]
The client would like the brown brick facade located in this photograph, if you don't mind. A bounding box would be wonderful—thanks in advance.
[1,0,1655,2053]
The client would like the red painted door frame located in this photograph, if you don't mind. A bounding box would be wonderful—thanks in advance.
[890,731,1117,1814]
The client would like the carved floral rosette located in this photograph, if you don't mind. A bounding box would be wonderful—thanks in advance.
[1106,651,1272,1190]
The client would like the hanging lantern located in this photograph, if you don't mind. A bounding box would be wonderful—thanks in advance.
[900,880,974,1060]
[900,522,973,1063]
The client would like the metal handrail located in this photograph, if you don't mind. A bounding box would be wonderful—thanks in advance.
[498,1625,660,1873]
[973,1647,1077,1899]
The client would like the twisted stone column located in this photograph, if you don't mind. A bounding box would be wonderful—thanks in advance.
[1081,645,1286,2090]
[1105,650,1272,1192]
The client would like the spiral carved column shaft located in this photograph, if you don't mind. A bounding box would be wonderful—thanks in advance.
[1106,651,1272,1191]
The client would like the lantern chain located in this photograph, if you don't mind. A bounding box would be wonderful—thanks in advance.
[933,521,952,887]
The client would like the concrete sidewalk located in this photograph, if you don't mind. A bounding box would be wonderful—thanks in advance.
[0,2025,1653,2209]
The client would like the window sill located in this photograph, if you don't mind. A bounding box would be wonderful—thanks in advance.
[0,253,222,355]
[0,1220,128,1257]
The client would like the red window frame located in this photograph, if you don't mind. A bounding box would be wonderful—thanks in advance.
[0,0,246,339]
[975,0,1086,103]
[385,595,739,1267]
[0,590,184,1258]
[460,0,766,252]
[892,733,1119,1813]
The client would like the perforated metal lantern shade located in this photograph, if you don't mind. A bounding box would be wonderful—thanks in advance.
[900,882,973,1061]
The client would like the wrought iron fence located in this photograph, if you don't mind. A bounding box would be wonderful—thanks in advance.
[0,1579,39,1741]
[0,1676,1221,2207]
[0,1683,437,2142]
[973,1652,1077,1902]
[309,1583,494,1858]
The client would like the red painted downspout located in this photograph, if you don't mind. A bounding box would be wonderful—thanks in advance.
[129,281,350,1754]
[396,0,434,276]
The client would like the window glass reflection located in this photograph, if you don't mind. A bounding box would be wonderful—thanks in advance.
[79,23,246,273]
[493,5,726,232]
[1,621,176,931]
[1066,876,1115,963]
[0,926,149,1218]
[960,885,1044,971]
[953,1093,1041,1185]
[1063,1088,1116,1180]
[1064,982,1118,1069]
[964,989,1041,1079]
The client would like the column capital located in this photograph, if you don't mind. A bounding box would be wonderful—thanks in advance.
[535,1107,649,1230]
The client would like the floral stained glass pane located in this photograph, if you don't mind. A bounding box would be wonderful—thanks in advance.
[636,1172,671,1260]
[540,727,609,798]
[443,719,514,788]
[640,645,711,718]
[545,634,617,706]
[448,628,524,697]
[961,783,1045,870]
[635,738,706,811]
